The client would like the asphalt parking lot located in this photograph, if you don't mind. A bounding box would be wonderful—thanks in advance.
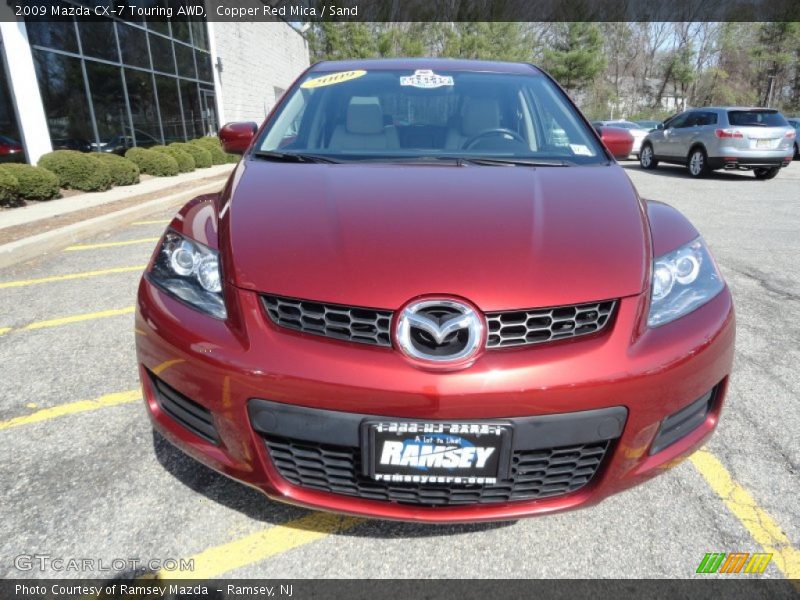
[0,161,798,580]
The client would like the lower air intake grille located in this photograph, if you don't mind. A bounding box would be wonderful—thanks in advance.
[149,372,219,444]
[263,436,609,506]
[262,295,392,347]
[486,300,616,348]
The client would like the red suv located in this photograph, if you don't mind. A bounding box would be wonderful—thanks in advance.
[136,60,734,522]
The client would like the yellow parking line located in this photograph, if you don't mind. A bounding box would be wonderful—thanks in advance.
[0,390,140,431]
[133,219,171,225]
[0,265,145,289]
[690,449,800,579]
[64,238,159,251]
[0,307,135,336]
[149,512,364,580]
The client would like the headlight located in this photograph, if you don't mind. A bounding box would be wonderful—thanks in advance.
[648,237,724,327]
[148,230,226,319]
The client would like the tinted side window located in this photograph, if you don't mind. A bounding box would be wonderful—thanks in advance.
[668,113,690,128]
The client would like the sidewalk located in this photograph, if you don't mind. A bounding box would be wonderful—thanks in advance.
[0,164,235,269]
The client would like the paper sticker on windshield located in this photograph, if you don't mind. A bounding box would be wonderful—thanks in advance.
[300,70,366,89]
[400,70,454,89]
[570,144,593,156]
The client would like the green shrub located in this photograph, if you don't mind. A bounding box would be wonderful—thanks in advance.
[225,152,240,164]
[92,153,140,186]
[170,142,212,169]
[124,147,179,177]
[0,169,20,205]
[190,137,227,165]
[0,163,60,200]
[37,150,112,191]
[151,145,195,173]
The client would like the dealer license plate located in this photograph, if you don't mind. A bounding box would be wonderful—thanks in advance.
[363,421,511,485]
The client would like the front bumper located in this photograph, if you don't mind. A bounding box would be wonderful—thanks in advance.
[135,280,735,522]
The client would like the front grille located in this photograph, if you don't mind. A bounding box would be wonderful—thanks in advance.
[262,295,392,347]
[149,372,219,444]
[263,436,610,506]
[263,294,616,351]
[486,300,616,348]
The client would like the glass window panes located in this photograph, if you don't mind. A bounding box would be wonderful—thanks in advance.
[25,16,78,53]
[191,21,208,50]
[117,24,150,69]
[171,19,191,44]
[149,34,175,74]
[0,51,26,163]
[196,51,213,83]
[125,69,162,147]
[32,50,94,151]
[78,19,119,62]
[155,75,185,142]
[175,43,196,79]
[179,79,202,138]
[85,61,129,147]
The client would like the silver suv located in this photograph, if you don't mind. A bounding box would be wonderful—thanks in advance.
[639,107,795,179]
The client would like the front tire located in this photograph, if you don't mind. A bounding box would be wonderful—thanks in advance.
[640,143,658,169]
[754,167,780,180]
[687,148,708,178]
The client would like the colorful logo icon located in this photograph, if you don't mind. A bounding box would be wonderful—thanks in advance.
[696,552,772,574]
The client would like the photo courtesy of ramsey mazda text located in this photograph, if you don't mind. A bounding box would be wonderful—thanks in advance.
[136,58,734,523]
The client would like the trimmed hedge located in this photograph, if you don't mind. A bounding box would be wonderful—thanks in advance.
[0,163,60,200]
[0,169,20,205]
[38,150,112,191]
[170,142,212,169]
[92,153,140,186]
[151,145,195,173]
[124,147,179,177]
[190,137,227,165]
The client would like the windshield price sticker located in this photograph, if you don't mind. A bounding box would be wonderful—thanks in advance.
[300,70,367,89]
[400,70,454,89]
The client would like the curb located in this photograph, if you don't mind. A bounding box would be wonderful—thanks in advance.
[0,177,229,270]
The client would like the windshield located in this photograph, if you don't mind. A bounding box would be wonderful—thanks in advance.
[256,68,606,164]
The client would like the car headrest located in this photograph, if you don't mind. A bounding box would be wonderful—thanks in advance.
[346,97,384,135]
[461,98,501,136]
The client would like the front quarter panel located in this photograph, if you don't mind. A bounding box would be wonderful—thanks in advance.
[644,199,700,257]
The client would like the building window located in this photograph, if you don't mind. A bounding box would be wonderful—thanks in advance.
[84,61,128,148]
[125,69,161,147]
[25,12,215,153]
[0,51,26,163]
[78,19,119,62]
[32,49,94,152]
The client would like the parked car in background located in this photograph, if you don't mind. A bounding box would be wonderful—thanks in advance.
[640,107,795,179]
[594,125,634,160]
[592,120,649,157]
[788,117,799,158]
[52,138,93,153]
[635,120,661,131]
[0,135,24,163]
[93,130,162,155]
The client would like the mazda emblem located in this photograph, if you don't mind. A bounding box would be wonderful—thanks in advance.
[396,299,484,363]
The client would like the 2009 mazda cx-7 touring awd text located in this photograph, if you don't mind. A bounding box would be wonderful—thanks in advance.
[135,59,734,522]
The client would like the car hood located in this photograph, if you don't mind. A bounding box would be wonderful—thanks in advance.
[221,161,649,311]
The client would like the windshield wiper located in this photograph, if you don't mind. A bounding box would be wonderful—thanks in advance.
[252,150,340,164]
[461,157,574,167]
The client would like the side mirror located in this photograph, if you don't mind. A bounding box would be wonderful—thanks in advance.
[219,122,258,155]
[656,123,665,130]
